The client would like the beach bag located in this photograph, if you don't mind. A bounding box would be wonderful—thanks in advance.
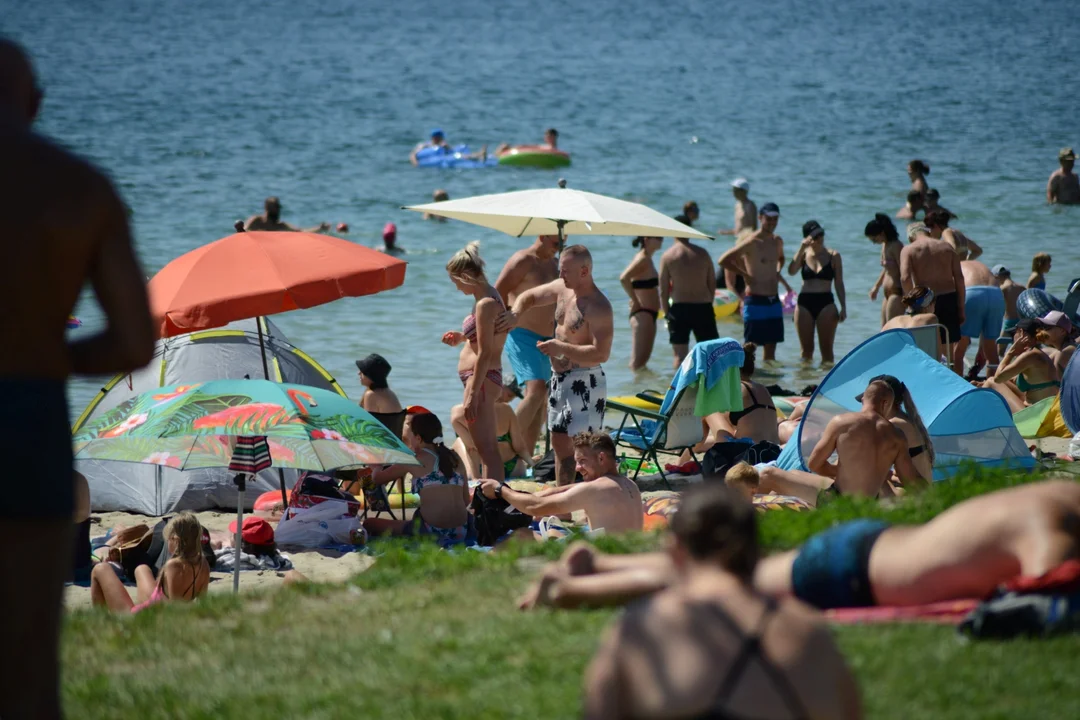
[702,440,782,479]
[276,500,365,548]
[470,489,532,546]
[289,472,361,518]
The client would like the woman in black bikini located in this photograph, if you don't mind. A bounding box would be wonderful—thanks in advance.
[620,236,663,371]
[583,483,861,719]
[787,220,846,365]
[714,342,779,444]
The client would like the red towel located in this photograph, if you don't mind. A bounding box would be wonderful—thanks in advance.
[1001,558,1080,595]
[825,600,978,625]
[664,461,701,475]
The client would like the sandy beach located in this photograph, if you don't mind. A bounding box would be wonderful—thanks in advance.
[64,508,378,610]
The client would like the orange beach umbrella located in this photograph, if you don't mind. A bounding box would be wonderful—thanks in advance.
[150,231,407,339]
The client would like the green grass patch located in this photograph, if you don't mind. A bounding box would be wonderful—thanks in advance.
[63,468,1080,719]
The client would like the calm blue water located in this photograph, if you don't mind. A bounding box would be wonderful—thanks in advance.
[6,0,1079,424]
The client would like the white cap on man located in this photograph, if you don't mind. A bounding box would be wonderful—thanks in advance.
[731,178,750,191]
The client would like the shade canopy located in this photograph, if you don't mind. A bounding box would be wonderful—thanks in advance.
[150,231,408,338]
[404,186,711,240]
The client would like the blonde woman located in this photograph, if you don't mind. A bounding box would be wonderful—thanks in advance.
[1028,252,1051,291]
[90,512,209,613]
[441,241,510,481]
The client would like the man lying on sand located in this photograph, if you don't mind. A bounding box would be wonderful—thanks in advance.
[477,431,642,536]
[519,479,1080,611]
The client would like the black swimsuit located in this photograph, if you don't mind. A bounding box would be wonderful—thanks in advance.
[630,277,660,320]
[797,258,836,321]
[728,382,775,426]
[688,598,811,720]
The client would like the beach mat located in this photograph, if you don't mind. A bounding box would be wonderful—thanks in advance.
[825,600,979,625]
[1013,395,1071,439]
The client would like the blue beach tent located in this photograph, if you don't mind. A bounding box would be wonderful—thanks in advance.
[775,329,1034,480]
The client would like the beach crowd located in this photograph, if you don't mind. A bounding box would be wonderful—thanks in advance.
[3,34,1079,719]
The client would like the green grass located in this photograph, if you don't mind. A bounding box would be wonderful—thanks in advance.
[62,468,1080,719]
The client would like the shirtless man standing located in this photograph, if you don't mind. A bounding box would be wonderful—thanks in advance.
[495,235,560,455]
[659,229,718,367]
[507,245,614,486]
[956,260,1004,375]
[901,225,966,372]
[0,40,155,719]
[993,265,1025,339]
[716,178,757,294]
[1047,147,1080,205]
[244,196,329,233]
[518,479,1080,614]
[719,202,786,362]
[478,431,642,534]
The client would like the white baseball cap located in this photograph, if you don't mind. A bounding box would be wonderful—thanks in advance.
[731,178,750,191]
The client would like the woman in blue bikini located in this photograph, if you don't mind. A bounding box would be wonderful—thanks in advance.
[1027,252,1051,291]
[363,413,471,548]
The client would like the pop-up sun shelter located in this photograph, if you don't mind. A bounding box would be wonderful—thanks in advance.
[776,329,1034,480]
[73,318,345,515]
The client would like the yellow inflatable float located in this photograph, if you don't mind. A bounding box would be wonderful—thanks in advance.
[658,288,741,321]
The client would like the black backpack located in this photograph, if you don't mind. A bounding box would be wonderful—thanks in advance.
[702,441,782,479]
[470,488,533,546]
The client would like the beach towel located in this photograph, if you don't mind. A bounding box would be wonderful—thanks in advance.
[826,600,978,625]
[640,490,810,530]
[213,547,293,572]
[662,338,744,417]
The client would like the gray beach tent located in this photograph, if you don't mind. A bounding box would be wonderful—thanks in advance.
[73,318,347,515]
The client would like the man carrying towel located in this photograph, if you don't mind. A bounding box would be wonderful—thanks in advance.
[506,245,614,487]
[719,202,786,362]
[0,39,154,719]
[496,234,560,456]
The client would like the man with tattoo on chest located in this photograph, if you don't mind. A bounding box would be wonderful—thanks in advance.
[507,245,614,486]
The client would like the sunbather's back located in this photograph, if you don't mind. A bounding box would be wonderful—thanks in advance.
[871,480,1080,605]
[585,577,861,719]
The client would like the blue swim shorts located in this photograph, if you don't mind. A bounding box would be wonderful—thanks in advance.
[791,519,890,609]
[960,286,1006,340]
[506,327,553,383]
[742,295,784,346]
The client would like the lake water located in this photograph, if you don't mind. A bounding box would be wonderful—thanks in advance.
[7,0,1079,425]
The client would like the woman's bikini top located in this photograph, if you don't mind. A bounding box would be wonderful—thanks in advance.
[1017,373,1060,393]
[800,256,834,282]
[686,598,811,720]
[631,276,660,289]
[462,293,507,341]
[729,383,776,426]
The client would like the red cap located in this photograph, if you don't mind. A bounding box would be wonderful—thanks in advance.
[229,516,275,546]
[406,404,433,415]
[382,222,397,240]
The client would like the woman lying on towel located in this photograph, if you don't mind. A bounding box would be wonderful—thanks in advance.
[90,512,209,613]
[578,483,862,719]
[523,480,1080,616]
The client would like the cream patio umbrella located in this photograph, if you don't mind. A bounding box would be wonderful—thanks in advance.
[403,179,711,243]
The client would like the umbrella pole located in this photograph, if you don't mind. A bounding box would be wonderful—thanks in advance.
[257,316,270,380]
[233,472,247,594]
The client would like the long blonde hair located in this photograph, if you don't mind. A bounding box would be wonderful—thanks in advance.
[164,512,203,564]
[1032,252,1051,273]
[446,241,485,282]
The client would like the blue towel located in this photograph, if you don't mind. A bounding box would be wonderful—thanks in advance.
[660,338,745,416]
